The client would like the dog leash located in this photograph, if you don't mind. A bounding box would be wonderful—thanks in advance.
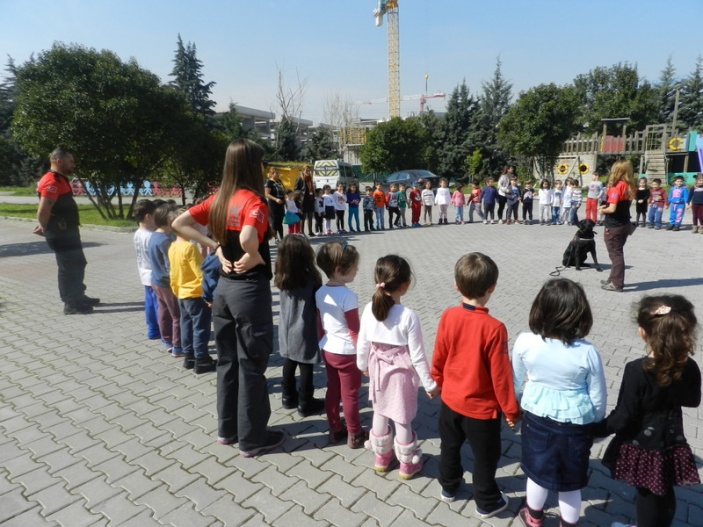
[550,266,565,277]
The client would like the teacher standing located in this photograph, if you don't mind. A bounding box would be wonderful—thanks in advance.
[172,139,284,457]
[599,160,635,293]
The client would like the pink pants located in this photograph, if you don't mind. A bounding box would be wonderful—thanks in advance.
[323,351,362,434]
[152,284,181,348]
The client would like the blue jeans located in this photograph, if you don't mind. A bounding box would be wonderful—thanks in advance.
[179,297,212,360]
[375,206,385,229]
[454,206,464,222]
[145,285,160,339]
[347,207,360,230]
[552,206,561,224]
[570,204,580,225]
[647,205,663,228]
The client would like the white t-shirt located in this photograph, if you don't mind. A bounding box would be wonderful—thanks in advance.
[134,227,153,286]
[357,303,436,392]
[434,187,451,206]
[333,191,347,211]
[316,284,358,355]
[322,194,335,208]
[539,188,554,205]
[421,189,434,206]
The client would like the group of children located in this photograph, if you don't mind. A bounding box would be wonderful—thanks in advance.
[634,173,703,231]
[133,199,218,375]
[270,233,701,527]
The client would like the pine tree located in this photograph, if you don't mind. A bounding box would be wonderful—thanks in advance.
[439,80,478,177]
[274,118,300,161]
[657,56,679,124]
[301,126,335,163]
[170,35,216,120]
[477,57,513,175]
[678,56,703,131]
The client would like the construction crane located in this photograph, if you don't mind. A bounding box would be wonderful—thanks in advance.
[373,0,400,118]
[355,91,446,114]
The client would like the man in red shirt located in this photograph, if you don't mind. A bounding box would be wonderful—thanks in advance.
[35,148,99,314]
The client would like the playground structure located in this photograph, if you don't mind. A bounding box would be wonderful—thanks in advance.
[554,123,703,184]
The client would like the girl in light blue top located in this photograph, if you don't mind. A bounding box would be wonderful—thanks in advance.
[512,278,606,527]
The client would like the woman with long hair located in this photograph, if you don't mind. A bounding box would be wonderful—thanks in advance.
[264,167,286,242]
[599,159,636,292]
[496,166,513,223]
[172,139,284,457]
[294,165,316,236]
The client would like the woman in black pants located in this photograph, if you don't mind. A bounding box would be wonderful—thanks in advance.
[172,139,284,457]
[264,167,285,242]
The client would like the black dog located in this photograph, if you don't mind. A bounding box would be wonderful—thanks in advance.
[562,219,602,271]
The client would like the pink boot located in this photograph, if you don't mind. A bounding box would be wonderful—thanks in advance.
[365,428,395,473]
[395,433,423,480]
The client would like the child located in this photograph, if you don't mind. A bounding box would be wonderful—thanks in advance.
[133,199,160,340]
[421,180,434,225]
[569,180,582,226]
[275,235,325,417]
[646,178,667,229]
[357,255,439,479]
[561,178,573,225]
[373,183,386,230]
[598,295,701,527]
[431,253,520,518]
[396,184,408,227]
[409,182,422,227]
[169,209,217,374]
[434,178,451,225]
[322,185,336,235]
[315,241,367,448]
[314,188,325,235]
[585,172,603,222]
[346,183,361,232]
[333,183,347,233]
[538,179,553,225]
[147,202,182,356]
[451,184,465,224]
[506,176,520,224]
[512,278,606,527]
[362,186,375,232]
[521,181,534,225]
[467,182,482,223]
[386,183,400,229]
[687,173,703,233]
[481,178,498,224]
[666,176,688,230]
[635,176,650,227]
[552,180,563,225]
[283,190,302,235]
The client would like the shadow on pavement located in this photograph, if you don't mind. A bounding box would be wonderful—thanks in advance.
[628,277,703,292]
[0,240,102,258]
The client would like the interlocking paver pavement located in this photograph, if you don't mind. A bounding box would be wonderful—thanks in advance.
[1,213,702,526]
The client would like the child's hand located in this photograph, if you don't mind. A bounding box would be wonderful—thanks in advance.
[505,414,522,429]
[426,386,440,399]
[362,370,369,377]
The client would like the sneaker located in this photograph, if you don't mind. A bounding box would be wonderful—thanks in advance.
[80,296,101,306]
[440,488,456,503]
[601,282,623,292]
[475,491,508,519]
[194,356,217,374]
[239,430,285,458]
[64,303,94,315]
[171,347,185,358]
[674,225,680,231]
[491,220,496,224]
[217,435,238,445]
[666,224,674,230]
[183,354,195,370]
[600,278,612,285]
[348,429,369,449]
[518,505,544,526]
[484,220,488,224]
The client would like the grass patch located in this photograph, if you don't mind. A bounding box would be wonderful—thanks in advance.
[0,185,37,196]
[0,203,134,228]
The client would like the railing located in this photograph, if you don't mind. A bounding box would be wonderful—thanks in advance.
[71,180,182,197]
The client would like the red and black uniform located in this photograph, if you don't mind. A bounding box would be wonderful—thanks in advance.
[603,181,632,290]
[189,190,274,450]
[37,170,88,307]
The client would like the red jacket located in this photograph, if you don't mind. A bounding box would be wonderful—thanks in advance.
[431,303,520,421]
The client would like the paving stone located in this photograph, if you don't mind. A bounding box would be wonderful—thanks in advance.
[45,499,107,527]
[273,504,330,527]
[0,486,38,521]
[313,498,369,527]
[201,495,256,526]
[0,506,60,527]
[133,485,190,519]
[28,480,83,517]
[212,470,265,504]
[113,469,163,500]
[351,491,404,526]
[174,477,228,512]
[318,474,367,508]
[241,486,294,524]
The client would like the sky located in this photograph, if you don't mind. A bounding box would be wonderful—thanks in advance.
[1,0,701,125]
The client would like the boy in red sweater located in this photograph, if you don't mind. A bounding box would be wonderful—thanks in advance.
[431,252,520,519]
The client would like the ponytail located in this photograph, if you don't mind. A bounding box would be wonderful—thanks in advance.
[370,255,412,322]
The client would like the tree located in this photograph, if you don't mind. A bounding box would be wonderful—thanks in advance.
[498,83,580,180]
[475,57,513,176]
[323,91,359,157]
[301,126,336,163]
[13,43,192,219]
[274,118,301,161]
[438,80,478,177]
[573,62,658,133]
[360,117,425,174]
[657,56,679,124]
[271,64,306,160]
[170,35,216,121]
[678,56,703,131]
[417,110,443,173]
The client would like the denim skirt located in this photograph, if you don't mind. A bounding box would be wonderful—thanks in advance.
[520,411,594,492]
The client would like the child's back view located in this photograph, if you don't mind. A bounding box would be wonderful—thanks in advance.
[431,253,520,519]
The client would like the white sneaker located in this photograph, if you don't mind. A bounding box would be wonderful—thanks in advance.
[484,220,488,224]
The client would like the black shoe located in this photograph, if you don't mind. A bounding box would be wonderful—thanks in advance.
[666,224,674,230]
[674,225,680,231]
[240,430,285,458]
[194,356,217,374]
[183,354,195,370]
[81,296,101,306]
[64,303,94,315]
[298,397,325,418]
[281,393,299,410]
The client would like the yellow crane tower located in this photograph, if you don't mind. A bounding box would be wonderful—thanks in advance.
[373,0,400,118]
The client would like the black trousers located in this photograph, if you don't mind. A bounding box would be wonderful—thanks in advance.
[282,359,314,398]
[213,276,273,449]
[497,195,507,219]
[439,402,502,509]
[522,202,533,221]
[46,234,87,306]
[636,487,676,527]
[363,209,374,230]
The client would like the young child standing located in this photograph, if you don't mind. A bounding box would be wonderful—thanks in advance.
[147,202,182,356]
[538,179,553,225]
[133,199,161,340]
[635,177,650,227]
[421,181,434,225]
[346,183,361,232]
[386,183,400,229]
[687,173,703,233]
[467,182,482,223]
[646,178,667,229]
[357,255,438,479]
[315,241,367,448]
[481,179,498,224]
[586,172,604,222]
[169,210,217,374]
[434,178,452,225]
[409,182,422,227]
[362,186,375,232]
[521,181,534,224]
[512,278,606,527]
[552,180,563,225]
[333,183,347,233]
[569,180,583,225]
[275,235,325,417]
[598,295,701,527]
[373,183,386,230]
[314,188,325,235]
[506,176,520,224]
[431,253,520,518]
[666,176,689,230]
[396,184,408,227]
[561,178,573,225]
[322,185,336,235]
[283,190,302,234]
[451,184,465,224]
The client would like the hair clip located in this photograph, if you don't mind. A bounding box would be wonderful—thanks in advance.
[376,282,385,289]
[341,240,349,251]
[653,305,671,316]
